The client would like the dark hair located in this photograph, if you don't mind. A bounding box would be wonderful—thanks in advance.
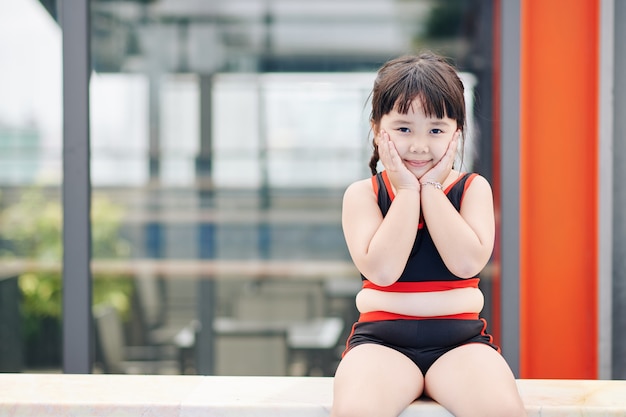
[368,52,467,175]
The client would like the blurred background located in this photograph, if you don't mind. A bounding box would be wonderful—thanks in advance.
[0,0,623,379]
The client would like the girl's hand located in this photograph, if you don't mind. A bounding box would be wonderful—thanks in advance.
[377,130,419,191]
[420,130,460,184]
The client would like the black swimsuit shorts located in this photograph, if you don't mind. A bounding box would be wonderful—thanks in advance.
[344,318,499,376]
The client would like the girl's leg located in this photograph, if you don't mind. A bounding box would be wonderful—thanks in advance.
[424,343,527,417]
[331,344,424,417]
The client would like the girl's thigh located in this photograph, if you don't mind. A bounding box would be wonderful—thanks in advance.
[424,343,526,417]
[331,343,424,417]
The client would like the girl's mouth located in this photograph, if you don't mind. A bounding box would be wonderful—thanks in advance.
[405,159,430,168]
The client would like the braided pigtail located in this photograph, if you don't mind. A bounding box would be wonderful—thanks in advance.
[368,138,379,175]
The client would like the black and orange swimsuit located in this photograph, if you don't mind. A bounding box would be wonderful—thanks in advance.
[343,171,499,375]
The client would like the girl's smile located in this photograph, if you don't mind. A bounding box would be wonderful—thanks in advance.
[404,159,431,168]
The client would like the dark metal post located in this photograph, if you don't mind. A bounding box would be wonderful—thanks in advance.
[60,0,93,374]
[500,0,522,377]
[195,75,216,375]
[613,0,626,380]
[598,0,615,380]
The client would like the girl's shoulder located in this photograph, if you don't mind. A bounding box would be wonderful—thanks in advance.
[462,172,492,192]
[444,172,492,208]
[345,176,376,194]
[446,171,491,190]
[343,176,379,205]
[455,173,493,208]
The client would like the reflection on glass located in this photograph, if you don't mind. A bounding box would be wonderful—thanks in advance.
[0,0,495,375]
[0,0,62,373]
[91,74,149,186]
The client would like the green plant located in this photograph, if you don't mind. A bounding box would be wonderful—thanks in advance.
[0,187,134,365]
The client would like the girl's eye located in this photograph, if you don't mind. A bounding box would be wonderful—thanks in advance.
[430,128,444,134]
[397,127,410,133]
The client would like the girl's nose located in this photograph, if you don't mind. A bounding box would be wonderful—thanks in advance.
[409,139,428,153]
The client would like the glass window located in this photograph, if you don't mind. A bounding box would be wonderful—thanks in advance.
[1,0,496,375]
[0,0,63,372]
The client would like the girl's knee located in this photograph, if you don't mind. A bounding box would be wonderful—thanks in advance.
[502,398,527,417]
[331,396,403,417]
[441,385,526,417]
[330,402,382,417]
[479,394,527,417]
[495,403,526,417]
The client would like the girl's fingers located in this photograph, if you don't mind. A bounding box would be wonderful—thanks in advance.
[447,132,459,155]
[378,130,396,169]
[421,132,459,183]
[442,132,459,165]
[383,132,403,170]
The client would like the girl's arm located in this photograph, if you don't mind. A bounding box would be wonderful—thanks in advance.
[420,175,495,278]
[342,180,420,287]
[342,131,421,287]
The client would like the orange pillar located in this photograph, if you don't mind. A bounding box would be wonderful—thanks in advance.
[519,0,599,378]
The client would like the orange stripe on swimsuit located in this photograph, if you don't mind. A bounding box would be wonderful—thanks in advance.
[362,278,480,292]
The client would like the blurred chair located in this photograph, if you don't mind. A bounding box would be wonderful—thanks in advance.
[288,317,343,376]
[93,304,181,375]
[129,273,199,374]
[242,280,327,319]
[213,317,289,376]
[213,279,344,376]
[132,272,198,346]
[323,278,361,344]
[235,292,313,322]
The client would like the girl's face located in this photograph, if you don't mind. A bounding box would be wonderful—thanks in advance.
[377,97,459,178]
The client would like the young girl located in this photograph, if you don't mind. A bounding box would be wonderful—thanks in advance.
[331,53,526,417]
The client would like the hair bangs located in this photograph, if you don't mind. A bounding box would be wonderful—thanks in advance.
[389,69,464,129]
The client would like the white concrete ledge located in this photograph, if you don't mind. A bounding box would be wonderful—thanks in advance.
[0,374,625,417]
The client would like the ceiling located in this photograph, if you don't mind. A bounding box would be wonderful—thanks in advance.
[38,0,480,74]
